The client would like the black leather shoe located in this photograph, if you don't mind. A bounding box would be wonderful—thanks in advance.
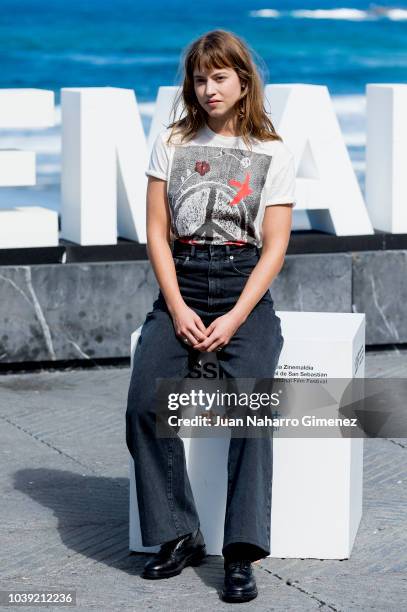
[221,559,258,603]
[141,528,206,579]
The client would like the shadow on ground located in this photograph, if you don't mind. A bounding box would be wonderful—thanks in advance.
[13,468,224,591]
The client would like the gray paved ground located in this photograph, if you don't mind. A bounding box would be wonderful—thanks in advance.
[0,348,406,611]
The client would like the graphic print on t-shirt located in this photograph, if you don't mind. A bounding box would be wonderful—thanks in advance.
[167,144,273,245]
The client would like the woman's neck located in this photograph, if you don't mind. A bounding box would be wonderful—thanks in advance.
[206,117,239,137]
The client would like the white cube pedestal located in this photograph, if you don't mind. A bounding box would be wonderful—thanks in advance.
[129,311,365,559]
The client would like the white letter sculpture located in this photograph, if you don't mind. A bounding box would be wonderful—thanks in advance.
[366,84,407,234]
[60,87,148,245]
[0,89,58,248]
[264,84,374,236]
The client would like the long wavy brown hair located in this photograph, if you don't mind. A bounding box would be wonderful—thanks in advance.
[165,29,282,151]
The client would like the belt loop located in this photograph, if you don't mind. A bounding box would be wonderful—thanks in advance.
[191,245,196,257]
[225,245,230,256]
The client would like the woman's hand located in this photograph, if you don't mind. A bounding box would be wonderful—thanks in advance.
[172,303,209,346]
[191,311,245,353]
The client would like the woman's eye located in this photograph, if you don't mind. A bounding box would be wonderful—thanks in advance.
[195,76,225,84]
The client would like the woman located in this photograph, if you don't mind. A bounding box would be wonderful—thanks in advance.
[126,29,296,604]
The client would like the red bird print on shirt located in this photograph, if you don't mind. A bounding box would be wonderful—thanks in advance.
[228,173,253,206]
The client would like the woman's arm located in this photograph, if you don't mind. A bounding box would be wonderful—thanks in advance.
[191,203,293,352]
[229,203,293,323]
[146,176,208,344]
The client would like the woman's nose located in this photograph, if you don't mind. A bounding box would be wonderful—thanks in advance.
[205,81,217,95]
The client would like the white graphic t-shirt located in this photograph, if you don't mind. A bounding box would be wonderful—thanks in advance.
[145,123,296,248]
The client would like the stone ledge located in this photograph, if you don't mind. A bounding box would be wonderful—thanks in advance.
[0,250,404,364]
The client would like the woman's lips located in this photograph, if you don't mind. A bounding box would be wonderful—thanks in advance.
[207,100,220,105]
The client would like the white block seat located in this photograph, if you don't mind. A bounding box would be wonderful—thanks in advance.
[129,311,365,559]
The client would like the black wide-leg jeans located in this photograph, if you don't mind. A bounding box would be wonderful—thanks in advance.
[126,240,284,561]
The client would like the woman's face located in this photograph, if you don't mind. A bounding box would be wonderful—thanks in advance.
[193,65,243,121]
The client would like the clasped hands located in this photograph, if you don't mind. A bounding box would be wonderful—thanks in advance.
[172,303,245,353]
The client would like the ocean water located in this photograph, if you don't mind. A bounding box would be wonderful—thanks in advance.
[0,0,406,212]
